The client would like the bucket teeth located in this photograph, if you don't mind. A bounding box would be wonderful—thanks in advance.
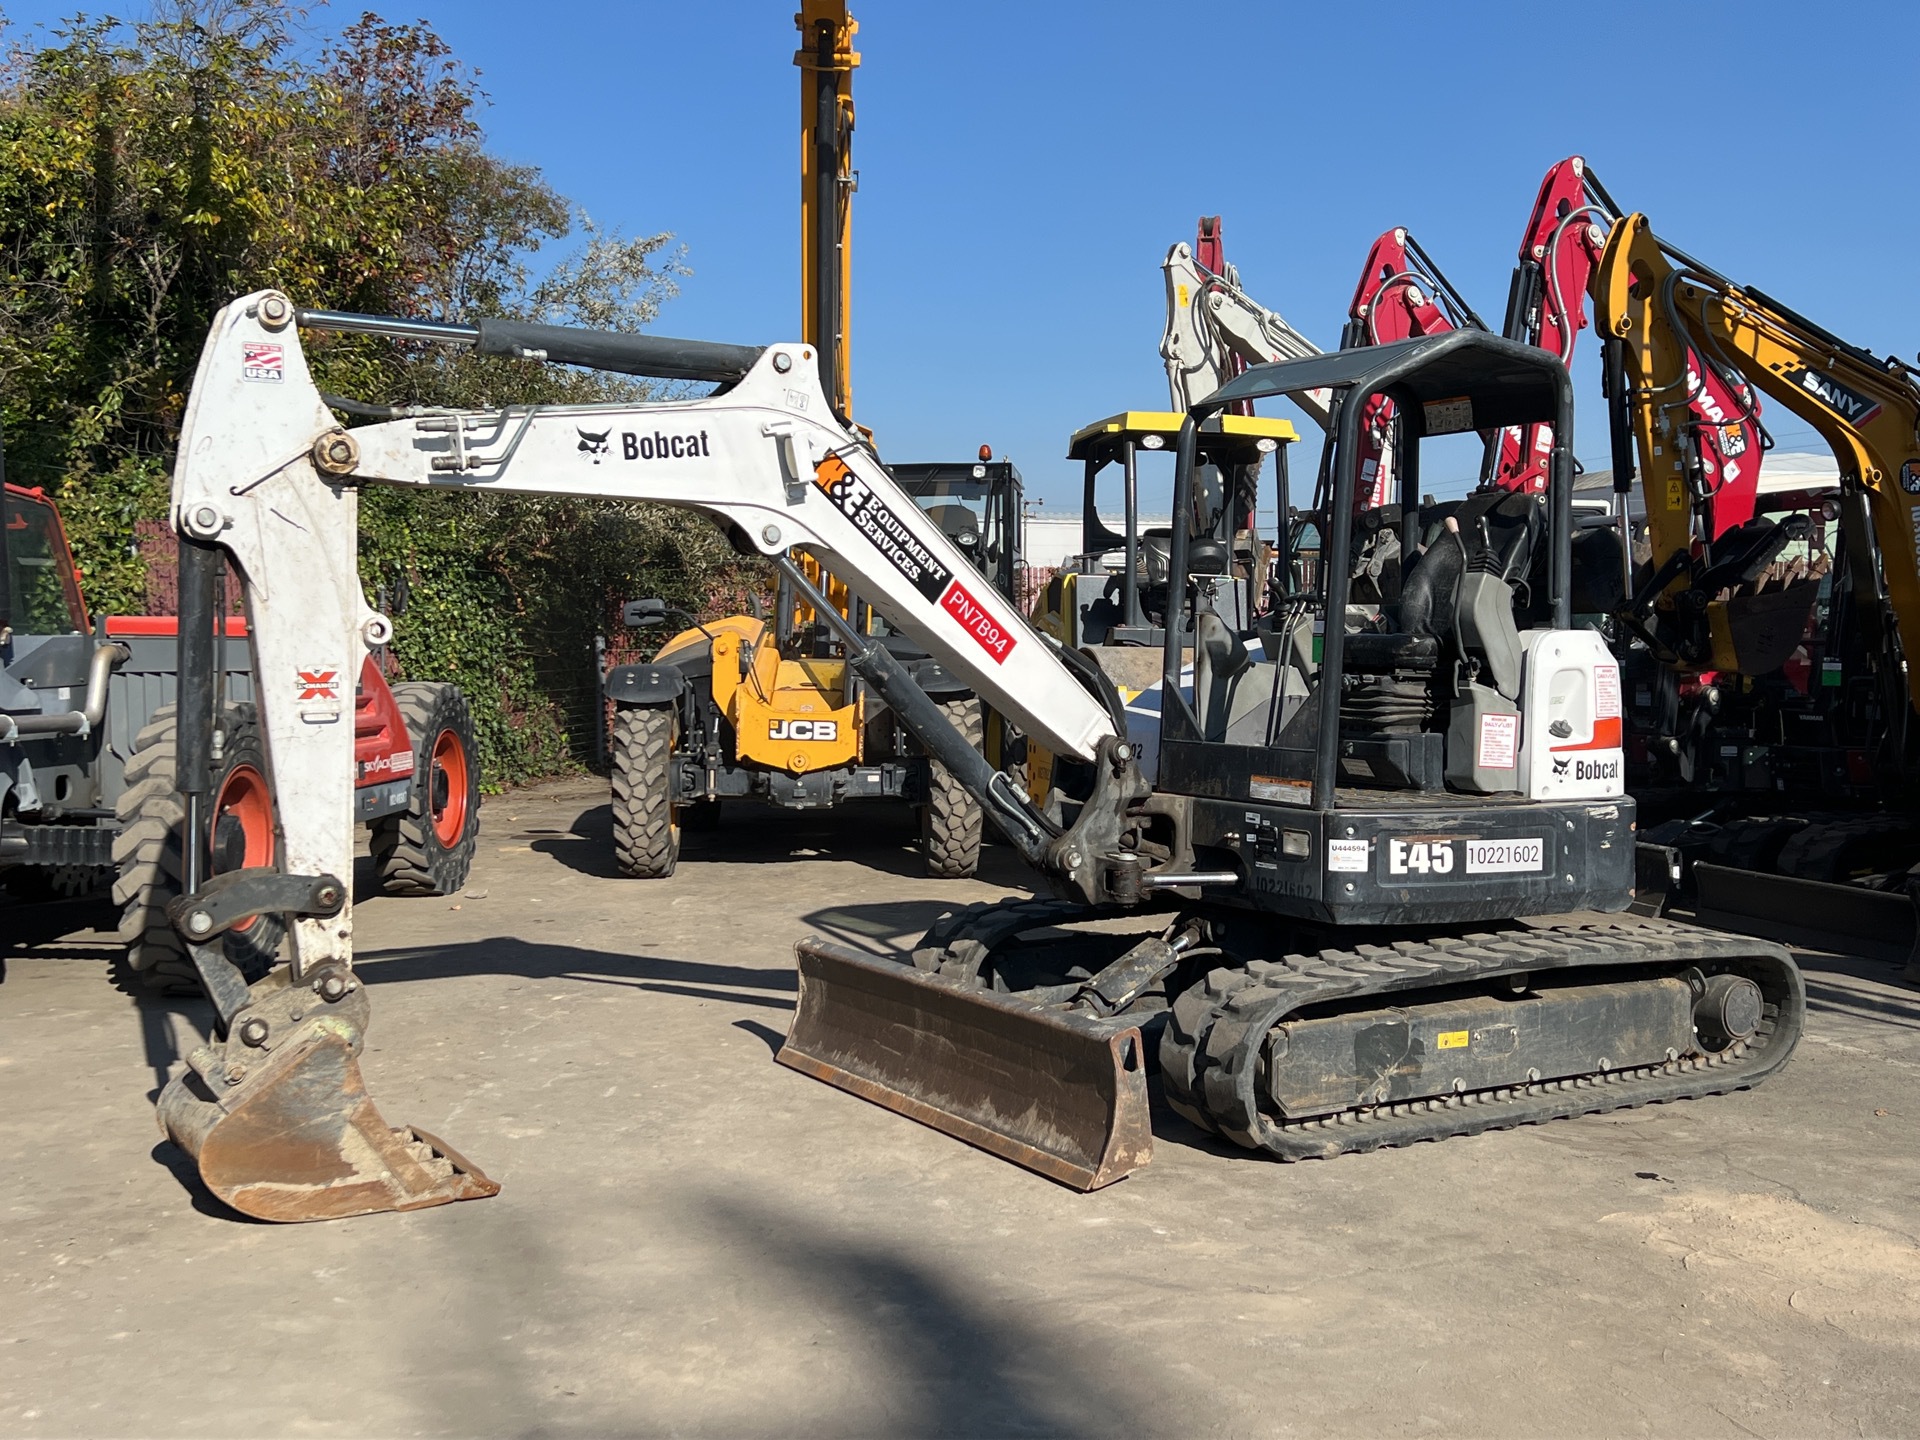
[157,977,498,1222]
[778,937,1153,1190]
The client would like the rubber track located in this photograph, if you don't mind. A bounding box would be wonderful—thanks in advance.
[922,696,984,879]
[611,706,677,878]
[1159,918,1804,1160]
[372,682,478,897]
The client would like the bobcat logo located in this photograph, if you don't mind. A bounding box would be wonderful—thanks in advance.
[1551,756,1571,777]
[577,427,611,463]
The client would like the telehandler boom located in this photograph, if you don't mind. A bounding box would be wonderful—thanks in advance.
[156,292,1802,1219]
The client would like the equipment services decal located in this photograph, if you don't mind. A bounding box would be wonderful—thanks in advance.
[812,454,1017,662]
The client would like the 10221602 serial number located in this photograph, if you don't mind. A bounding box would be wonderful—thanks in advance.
[1464,838,1545,874]
[1379,837,1547,876]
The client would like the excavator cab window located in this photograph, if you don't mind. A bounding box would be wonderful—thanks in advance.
[890,461,1024,600]
[1161,329,1574,808]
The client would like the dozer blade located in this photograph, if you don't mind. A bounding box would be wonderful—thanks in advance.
[158,1011,499,1223]
[779,938,1153,1190]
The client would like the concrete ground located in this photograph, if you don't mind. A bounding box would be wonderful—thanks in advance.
[4,775,1919,1439]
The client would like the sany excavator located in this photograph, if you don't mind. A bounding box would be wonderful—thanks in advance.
[151,290,1801,1219]
[1596,213,1920,953]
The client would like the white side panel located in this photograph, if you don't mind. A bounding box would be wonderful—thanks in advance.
[1518,628,1625,801]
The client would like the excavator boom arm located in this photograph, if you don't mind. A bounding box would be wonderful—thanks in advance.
[172,296,1118,960]
[1161,235,1331,428]
[1596,213,1920,708]
[157,291,1144,1219]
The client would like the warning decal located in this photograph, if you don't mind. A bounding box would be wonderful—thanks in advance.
[1477,712,1519,770]
[1594,663,1621,719]
[1422,395,1473,435]
[813,454,953,602]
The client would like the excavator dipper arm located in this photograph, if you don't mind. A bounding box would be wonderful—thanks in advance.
[1490,157,1611,496]
[1343,228,1477,509]
[1160,228,1332,428]
[159,292,1145,1217]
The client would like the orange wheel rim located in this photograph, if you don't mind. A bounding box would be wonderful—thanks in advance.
[212,762,274,931]
[430,728,470,847]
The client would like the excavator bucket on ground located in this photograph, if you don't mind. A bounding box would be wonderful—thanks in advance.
[156,974,498,1223]
[778,938,1154,1190]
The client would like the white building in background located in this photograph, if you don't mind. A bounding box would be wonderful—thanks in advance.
[1573,452,1840,519]
[1021,514,1173,571]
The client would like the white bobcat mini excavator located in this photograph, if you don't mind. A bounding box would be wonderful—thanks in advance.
[156,292,1803,1220]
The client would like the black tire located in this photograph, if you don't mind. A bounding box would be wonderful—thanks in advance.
[112,703,285,995]
[611,705,679,878]
[921,695,984,879]
[372,682,481,897]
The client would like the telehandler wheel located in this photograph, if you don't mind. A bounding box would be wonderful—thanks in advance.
[611,704,680,878]
[373,682,481,897]
[921,695,984,879]
[113,703,285,995]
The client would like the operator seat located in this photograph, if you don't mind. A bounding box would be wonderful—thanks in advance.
[1344,488,1542,675]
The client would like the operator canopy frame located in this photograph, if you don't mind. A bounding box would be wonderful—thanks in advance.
[1161,329,1579,811]
[1205,328,1570,439]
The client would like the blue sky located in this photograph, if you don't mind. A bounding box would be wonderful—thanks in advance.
[8,1,1919,514]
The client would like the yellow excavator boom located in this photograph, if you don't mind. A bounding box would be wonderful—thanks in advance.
[1595,212,1920,710]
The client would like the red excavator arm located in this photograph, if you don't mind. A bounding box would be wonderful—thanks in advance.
[1497,157,1764,533]
[1489,158,1608,496]
[1192,216,1251,417]
[1343,228,1476,509]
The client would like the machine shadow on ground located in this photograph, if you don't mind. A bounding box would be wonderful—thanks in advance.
[675,1191,1146,1438]
[357,936,799,1010]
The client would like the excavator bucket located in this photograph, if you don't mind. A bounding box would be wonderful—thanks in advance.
[1709,578,1821,675]
[778,938,1154,1190]
[157,1000,498,1223]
